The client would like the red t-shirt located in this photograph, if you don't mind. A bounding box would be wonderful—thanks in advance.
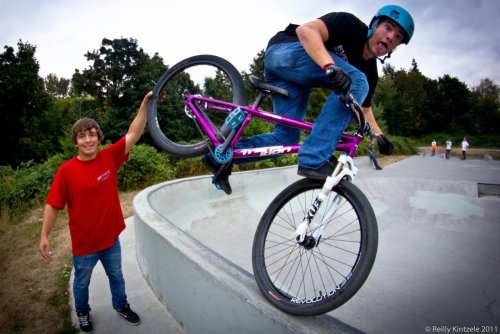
[46,136,128,256]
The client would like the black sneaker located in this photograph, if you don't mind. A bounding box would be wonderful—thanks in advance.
[117,303,140,325]
[297,156,337,179]
[202,154,232,195]
[77,311,93,333]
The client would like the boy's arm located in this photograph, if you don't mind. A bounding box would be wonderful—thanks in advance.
[38,204,60,262]
[125,91,153,154]
[362,106,383,135]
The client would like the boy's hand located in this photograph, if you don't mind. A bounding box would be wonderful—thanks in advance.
[38,237,53,262]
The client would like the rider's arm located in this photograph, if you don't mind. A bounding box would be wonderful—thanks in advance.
[38,204,59,261]
[125,91,153,154]
[296,20,334,69]
[362,106,383,135]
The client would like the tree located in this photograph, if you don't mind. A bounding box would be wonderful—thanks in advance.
[71,37,166,143]
[44,73,70,97]
[0,41,56,166]
[436,75,471,133]
[375,63,429,136]
[470,78,500,133]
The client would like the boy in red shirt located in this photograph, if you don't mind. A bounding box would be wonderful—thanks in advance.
[39,91,153,333]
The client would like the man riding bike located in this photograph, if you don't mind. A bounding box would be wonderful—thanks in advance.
[204,5,415,194]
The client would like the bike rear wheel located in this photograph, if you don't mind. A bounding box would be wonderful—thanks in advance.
[148,55,247,157]
[252,178,378,316]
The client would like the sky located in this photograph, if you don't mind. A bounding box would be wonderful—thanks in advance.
[1,0,500,88]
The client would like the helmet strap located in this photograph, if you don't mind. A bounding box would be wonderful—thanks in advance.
[377,51,392,64]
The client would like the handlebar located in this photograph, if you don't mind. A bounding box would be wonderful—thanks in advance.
[340,93,374,138]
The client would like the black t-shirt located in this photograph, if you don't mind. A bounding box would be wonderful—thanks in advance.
[267,12,378,108]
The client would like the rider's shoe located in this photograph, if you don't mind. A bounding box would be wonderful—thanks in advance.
[202,154,232,195]
[297,156,337,180]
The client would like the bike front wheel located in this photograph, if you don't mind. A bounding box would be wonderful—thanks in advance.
[252,178,378,316]
[148,55,247,157]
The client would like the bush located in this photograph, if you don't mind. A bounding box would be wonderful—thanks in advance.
[118,144,175,190]
[0,160,57,224]
[1,144,175,225]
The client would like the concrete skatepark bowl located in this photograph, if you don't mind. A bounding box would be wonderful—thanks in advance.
[133,155,500,333]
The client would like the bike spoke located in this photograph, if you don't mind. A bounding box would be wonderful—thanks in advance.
[263,185,363,302]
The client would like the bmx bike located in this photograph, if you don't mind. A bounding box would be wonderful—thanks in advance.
[147,54,378,316]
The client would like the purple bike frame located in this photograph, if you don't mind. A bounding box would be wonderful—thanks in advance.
[185,94,363,160]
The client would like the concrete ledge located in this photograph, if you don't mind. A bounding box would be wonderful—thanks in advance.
[133,168,360,334]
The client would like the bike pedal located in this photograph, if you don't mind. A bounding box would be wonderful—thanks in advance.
[225,107,245,130]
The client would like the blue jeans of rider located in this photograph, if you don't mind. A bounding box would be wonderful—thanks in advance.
[236,41,369,168]
[72,238,127,313]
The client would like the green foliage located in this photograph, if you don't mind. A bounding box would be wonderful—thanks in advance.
[238,154,299,171]
[45,73,70,97]
[0,143,176,224]
[173,157,207,179]
[0,159,58,224]
[0,41,54,166]
[118,144,175,190]
[71,37,167,146]
[242,118,272,137]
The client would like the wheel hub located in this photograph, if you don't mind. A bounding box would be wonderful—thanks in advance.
[297,235,316,250]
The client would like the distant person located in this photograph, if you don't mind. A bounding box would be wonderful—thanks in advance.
[38,92,153,333]
[461,137,469,160]
[445,139,452,159]
[368,139,383,170]
[431,139,437,157]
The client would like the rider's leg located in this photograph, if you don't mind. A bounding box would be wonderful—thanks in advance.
[259,42,369,173]
[234,42,312,159]
[297,55,369,171]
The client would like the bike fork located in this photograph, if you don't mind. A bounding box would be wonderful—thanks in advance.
[295,154,358,245]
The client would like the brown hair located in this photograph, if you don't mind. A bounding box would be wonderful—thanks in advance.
[71,118,104,144]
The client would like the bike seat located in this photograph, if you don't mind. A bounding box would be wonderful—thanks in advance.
[249,75,289,98]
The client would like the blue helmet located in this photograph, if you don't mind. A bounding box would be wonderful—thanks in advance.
[368,5,415,44]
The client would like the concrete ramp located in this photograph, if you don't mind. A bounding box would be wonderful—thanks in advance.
[133,166,359,334]
[133,156,500,333]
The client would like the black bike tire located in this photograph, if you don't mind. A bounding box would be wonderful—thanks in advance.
[148,54,247,157]
[252,178,378,316]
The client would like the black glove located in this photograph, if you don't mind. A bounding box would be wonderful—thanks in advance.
[324,64,351,94]
[376,134,394,155]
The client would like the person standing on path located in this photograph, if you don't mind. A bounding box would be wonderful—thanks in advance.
[368,139,383,170]
[445,139,452,159]
[461,137,469,160]
[38,91,153,333]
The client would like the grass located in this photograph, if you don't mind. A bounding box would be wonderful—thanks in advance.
[0,191,138,334]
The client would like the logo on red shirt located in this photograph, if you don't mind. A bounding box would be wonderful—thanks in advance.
[97,170,111,182]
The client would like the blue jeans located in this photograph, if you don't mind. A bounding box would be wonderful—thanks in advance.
[73,238,127,313]
[236,42,369,168]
